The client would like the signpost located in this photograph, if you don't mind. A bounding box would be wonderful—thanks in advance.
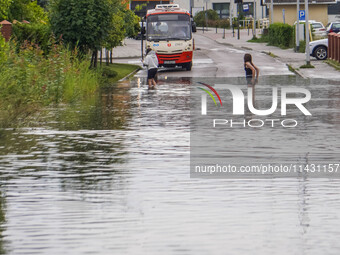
[234,0,243,40]
[296,1,300,52]
[304,0,310,65]
[299,10,305,21]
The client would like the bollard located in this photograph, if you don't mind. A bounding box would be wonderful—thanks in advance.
[332,33,336,60]
[223,27,225,39]
[216,25,218,33]
[232,25,235,37]
[336,34,340,63]
[334,34,338,62]
[328,33,334,60]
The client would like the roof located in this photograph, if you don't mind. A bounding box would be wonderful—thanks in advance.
[146,4,190,16]
[0,20,12,25]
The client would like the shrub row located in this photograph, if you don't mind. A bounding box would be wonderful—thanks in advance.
[268,23,294,48]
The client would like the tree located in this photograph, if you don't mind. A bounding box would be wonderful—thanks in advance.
[0,0,13,21]
[8,0,47,23]
[37,0,49,8]
[123,9,140,38]
[50,0,111,66]
[194,9,219,27]
[102,1,139,65]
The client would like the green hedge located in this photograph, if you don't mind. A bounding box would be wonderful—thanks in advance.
[268,23,294,48]
[12,22,52,54]
[194,9,219,27]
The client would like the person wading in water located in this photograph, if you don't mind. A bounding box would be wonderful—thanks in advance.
[244,53,260,86]
[143,48,159,89]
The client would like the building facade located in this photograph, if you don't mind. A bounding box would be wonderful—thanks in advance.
[175,0,268,20]
[265,0,337,26]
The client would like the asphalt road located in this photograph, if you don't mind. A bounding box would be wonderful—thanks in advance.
[119,33,293,78]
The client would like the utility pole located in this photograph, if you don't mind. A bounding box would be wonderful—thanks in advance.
[253,0,256,38]
[296,0,300,52]
[270,0,274,24]
[305,0,311,65]
[237,2,240,40]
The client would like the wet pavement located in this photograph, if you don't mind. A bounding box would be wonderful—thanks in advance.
[0,75,340,254]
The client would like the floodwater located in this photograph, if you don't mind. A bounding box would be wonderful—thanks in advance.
[0,75,340,255]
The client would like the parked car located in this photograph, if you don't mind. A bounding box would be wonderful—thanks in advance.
[310,22,327,37]
[326,22,340,34]
[309,38,328,60]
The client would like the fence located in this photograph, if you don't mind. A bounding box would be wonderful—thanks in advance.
[328,32,340,63]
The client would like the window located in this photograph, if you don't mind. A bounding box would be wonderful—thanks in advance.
[213,3,230,19]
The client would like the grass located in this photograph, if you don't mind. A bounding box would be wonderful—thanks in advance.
[287,64,296,73]
[325,59,340,71]
[300,64,315,69]
[102,63,141,84]
[247,35,269,43]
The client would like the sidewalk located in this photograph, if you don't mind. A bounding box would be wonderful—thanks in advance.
[197,27,340,79]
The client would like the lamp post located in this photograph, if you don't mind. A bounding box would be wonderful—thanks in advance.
[305,0,311,65]
[296,0,300,52]
[270,0,274,24]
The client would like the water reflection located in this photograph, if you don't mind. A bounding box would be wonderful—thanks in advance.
[0,192,7,254]
[0,76,339,254]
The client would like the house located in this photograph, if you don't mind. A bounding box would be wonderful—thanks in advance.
[265,0,337,26]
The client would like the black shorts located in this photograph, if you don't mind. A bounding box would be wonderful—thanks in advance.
[147,68,157,80]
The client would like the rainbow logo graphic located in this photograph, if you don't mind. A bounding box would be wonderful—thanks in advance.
[196,82,223,106]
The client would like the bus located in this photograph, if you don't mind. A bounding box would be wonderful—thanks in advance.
[144,4,196,71]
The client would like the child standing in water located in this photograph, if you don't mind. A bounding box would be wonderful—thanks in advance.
[244,53,260,86]
[143,48,159,89]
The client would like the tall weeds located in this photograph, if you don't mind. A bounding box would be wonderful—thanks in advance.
[0,39,101,121]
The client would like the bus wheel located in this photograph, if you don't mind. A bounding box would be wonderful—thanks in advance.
[185,62,192,71]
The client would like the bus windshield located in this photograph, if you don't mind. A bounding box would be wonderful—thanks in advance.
[147,14,191,41]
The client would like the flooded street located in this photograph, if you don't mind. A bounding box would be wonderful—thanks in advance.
[1,75,340,255]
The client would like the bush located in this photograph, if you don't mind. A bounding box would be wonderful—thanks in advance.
[0,33,7,64]
[299,40,306,53]
[12,22,52,54]
[268,23,294,48]
[194,9,219,27]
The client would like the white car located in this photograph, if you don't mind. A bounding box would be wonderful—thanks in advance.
[309,38,328,60]
[311,22,327,37]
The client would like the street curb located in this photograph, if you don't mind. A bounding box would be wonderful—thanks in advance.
[241,46,253,51]
[114,56,141,60]
[119,67,142,82]
[286,64,306,79]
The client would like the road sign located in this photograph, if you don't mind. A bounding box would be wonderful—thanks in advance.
[243,4,249,12]
[299,10,305,21]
